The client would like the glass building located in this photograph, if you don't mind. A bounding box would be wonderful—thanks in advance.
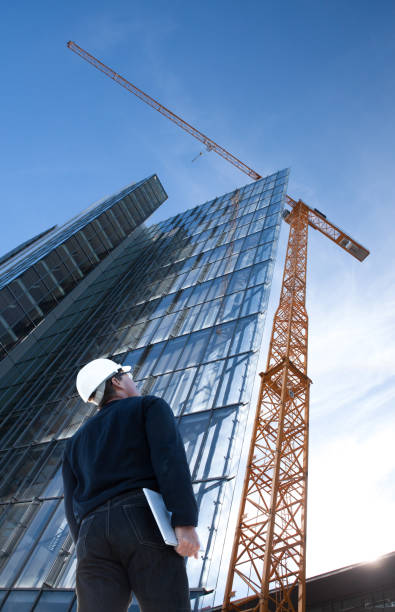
[0,168,289,611]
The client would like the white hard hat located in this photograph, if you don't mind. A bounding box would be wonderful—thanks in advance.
[76,358,131,404]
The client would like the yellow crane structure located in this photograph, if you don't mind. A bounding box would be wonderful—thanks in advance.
[222,199,368,612]
[67,42,370,612]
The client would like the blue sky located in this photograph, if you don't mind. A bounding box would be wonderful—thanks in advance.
[2,0,395,582]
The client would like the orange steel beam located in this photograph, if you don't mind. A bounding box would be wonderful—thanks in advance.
[67,41,262,181]
[286,196,369,262]
[223,200,369,612]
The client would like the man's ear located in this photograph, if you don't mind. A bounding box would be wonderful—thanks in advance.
[111,376,122,389]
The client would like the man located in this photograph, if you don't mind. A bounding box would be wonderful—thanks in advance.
[62,358,200,612]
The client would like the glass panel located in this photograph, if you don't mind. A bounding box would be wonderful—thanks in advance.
[169,287,194,312]
[249,217,265,233]
[34,591,74,611]
[183,360,225,414]
[152,336,188,375]
[226,267,251,294]
[151,293,174,318]
[204,321,236,362]
[187,282,210,308]
[235,248,255,270]
[242,231,261,250]
[150,313,178,343]
[230,316,258,355]
[179,411,210,474]
[135,342,166,379]
[164,368,197,416]
[240,285,267,317]
[0,504,30,552]
[177,306,200,336]
[206,276,229,301]
[120,348,144,373]
[264,213,279,229]
[179,329,212,369]
[135,318,160,348]
[42,466,64,498]
[18,442,65,498]
[0,500,58,587]
[216,354,252,407]
[192,300,221,330]
[1,591,38,611]
[196,407,239,480]
[16,501,68,587]
[248,262,269,288]
[217,291,243,324]
[255,242,272,263]
[187,479,231,591]
[56,548,76,588]
[260,227,276,243]
[147,372,173,401]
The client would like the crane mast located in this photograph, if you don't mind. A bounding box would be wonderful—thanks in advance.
[67,43,370,612]
[222,200,368,611]
[223,201,310,612]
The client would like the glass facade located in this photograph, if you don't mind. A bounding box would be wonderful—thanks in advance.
[0,168,289,610]
[0,175,166,357]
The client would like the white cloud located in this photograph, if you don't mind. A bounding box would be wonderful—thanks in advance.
[305,253,395,575]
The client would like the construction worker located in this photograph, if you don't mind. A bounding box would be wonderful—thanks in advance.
[62,358,199,612]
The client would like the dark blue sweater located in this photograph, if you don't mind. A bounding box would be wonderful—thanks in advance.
[62,395,198,542]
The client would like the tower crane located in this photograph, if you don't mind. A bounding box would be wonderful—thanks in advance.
[67,42,370,612]
[222,199,368,612]
[67,42,261,181]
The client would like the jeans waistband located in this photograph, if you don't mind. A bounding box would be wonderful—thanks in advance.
[87,489,144,515]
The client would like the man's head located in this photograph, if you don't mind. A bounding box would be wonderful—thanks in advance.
[76,358,139,408]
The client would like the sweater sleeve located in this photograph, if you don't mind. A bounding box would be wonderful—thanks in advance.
[62,449,79,543]
[144,396,198,527]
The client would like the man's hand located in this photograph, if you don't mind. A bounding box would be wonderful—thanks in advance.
[174,526,200,559]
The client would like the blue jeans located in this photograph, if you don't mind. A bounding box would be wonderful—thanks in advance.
[76,489,191,612]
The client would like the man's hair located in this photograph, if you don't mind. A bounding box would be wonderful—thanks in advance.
[90,371,124,409]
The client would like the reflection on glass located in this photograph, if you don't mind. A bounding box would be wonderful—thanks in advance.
[216,354,251,407]
[187,479,232,594]
[16,502,69,587]
[41,466,63,498]
[217,292,243,324]
[34,590,74,611]
[1,590,38,611]
[183,361,224,415]
[0,500,58,587]
[136,342,165,379]
[56,549,77,588]
[0,171,288,607]
[230,316,258,355]
[180,329,212,369]
[204,321,236,362]
[195,407,238,480]
[152,336,187,375]
[240,285,266,317]
[165,368,197,416]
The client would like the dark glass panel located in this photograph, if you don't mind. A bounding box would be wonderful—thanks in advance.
[152,336,188,375]
[178,329,212,369]
[1,591,39,611]
[34,591,75,611]
[16,502,69,587]
[0,500,58,587]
